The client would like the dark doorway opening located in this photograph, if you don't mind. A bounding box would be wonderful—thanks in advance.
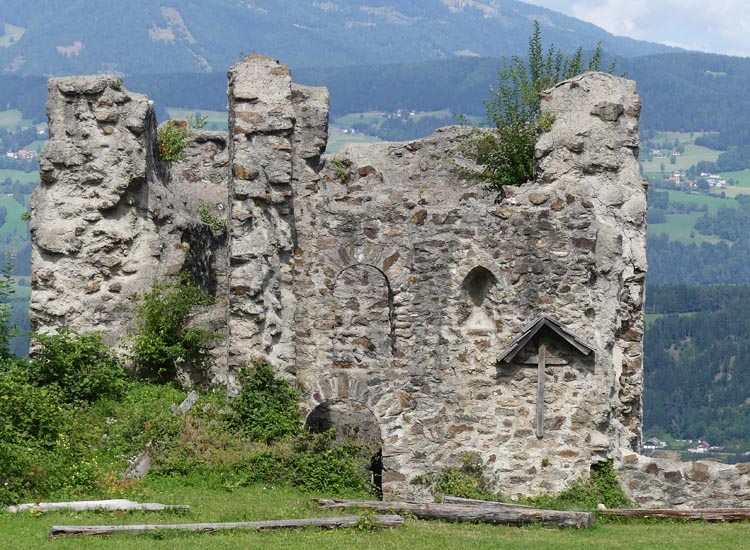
[305,399,383,497]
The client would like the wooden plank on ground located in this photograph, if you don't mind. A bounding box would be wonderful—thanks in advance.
[601,508,750,522]
[315,498,594,529]
[6,499,189,513]
[50,514,404,538]
[441,496,536,509]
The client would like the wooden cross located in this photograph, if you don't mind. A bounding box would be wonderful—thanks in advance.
[521,343,568,438]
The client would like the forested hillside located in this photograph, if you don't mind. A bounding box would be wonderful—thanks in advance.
[646,286,750,446]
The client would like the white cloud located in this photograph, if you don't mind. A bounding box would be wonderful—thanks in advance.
[522,0,750,57]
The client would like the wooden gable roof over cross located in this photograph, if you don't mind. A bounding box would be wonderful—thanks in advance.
[497,316,594,438]
[497,316,594,364]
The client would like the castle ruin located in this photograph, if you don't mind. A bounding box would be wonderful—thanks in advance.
[30,55,750,507]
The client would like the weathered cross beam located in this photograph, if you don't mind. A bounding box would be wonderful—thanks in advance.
[497,316,594,439]
[520,344,568,438]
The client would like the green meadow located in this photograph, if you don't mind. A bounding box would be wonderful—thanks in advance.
[2,482,750,550]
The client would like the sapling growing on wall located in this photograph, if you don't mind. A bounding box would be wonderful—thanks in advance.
[462,21,612,190]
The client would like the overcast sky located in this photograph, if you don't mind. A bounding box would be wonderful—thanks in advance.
[523,0,750,58]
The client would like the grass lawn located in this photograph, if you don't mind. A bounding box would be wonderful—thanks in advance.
[2,482,750,550]
[0,195,28,237]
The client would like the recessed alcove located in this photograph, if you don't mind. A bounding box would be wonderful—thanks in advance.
[461,266,496,331]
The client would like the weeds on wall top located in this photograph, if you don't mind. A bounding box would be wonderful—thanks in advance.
[157,120,190,162]
[461,21,613,190]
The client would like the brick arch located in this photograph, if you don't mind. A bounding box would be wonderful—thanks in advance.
[331,263,395,368]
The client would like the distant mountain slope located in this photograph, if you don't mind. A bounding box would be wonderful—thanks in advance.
[0,0,678,76]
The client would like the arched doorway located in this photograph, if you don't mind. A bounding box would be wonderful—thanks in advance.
[305,398,383,496]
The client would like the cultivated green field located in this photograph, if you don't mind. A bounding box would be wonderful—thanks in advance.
[0,109,33,130]
[649,213,721,244]
[20,140,46,153]
[326,127,382,154]
[2,482,750,550]
[0,195,28,237]
[166,108,228,130]
[0,169,39,185]
[641,142,721,174]
[666,190,736,213]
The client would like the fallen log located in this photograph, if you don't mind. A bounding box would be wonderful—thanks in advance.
[601,508,750,522]
[50,514,404,539]
[7,499,189,514]
[314,498,593,529]
[441,496,536,509]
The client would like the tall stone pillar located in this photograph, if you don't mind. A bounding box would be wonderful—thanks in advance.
[227,56,304,374]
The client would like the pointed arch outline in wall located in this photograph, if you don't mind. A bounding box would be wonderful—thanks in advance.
[331,263,396,367]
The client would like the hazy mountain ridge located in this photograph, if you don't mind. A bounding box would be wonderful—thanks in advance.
[0,0,678,76]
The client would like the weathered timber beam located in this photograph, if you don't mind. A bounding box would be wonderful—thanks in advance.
[601,508,750,522]
[441,496,536,509]
[314,499,594,529]
[50,514,404,539]
[7,499,189,513]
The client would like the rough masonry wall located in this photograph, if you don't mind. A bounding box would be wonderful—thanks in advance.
[284,72,647,499]
[225,57,328,383]
[619,452,750,508]
[31,57,657,502]
[30,76,230,383]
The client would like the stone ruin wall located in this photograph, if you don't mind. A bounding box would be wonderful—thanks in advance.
[29,55,750,506]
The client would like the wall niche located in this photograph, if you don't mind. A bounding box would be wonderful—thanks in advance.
[461,265,496,332]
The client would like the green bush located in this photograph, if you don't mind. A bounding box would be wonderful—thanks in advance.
[229,361,301,444]
[462,21,609,190]
[525,460,631,510]
[30,327,129,404]
[413,453,498,501]
[158,120,190,162]
[0,357,71,444]
[128,277,216,383]
[289,431,374,494]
